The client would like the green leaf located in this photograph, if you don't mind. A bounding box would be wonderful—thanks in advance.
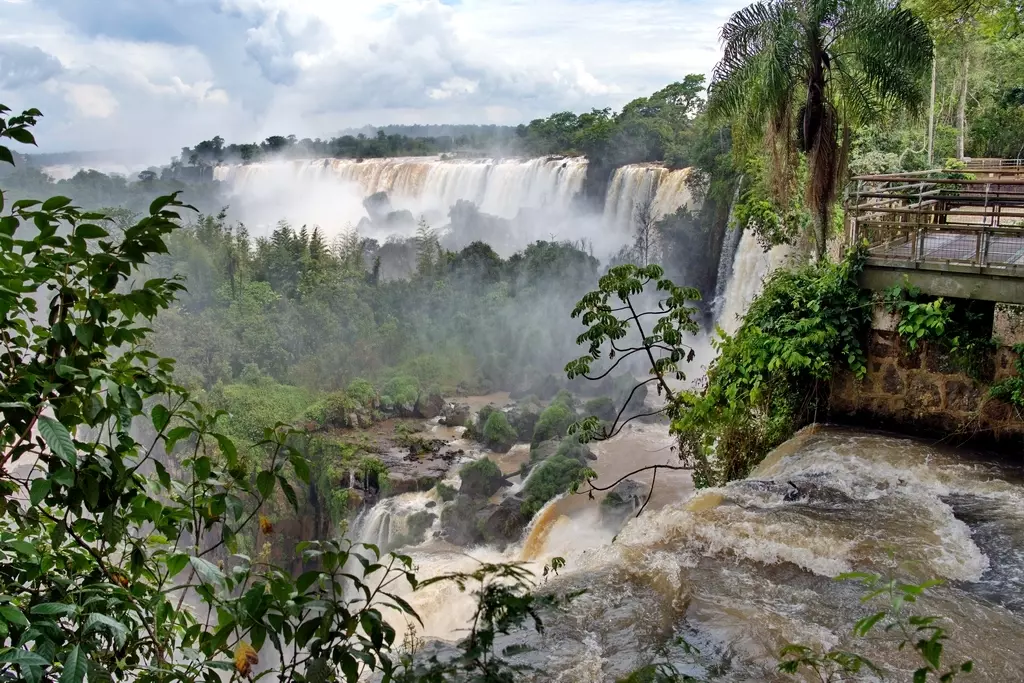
[277,474,298,510]
[0,606,28,627]
[151,404,170,432]
[30,602,76,616]
[153,460,171,489]
[189,556,226,592]
[166,553,189,578]
[289,452,310,483]
[256,470,275,499]
[29,478,50,506]
[0,649,49,668]
[213,433,237,466]
[59,645,87,683]
[83,613,128,648]
[165,425,194,452]
[41,196,72,211]
[37,417,77,466]
[75,224,109,239]
[51,467,74,488]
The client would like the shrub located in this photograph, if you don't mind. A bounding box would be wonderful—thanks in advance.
[216,381,315,442]
[531,401,576,447]
[521,454,584,517]
[459,458,504,499]
[482,411,517,452]
[381,375,420,409]
[436,482,458,502]
[346,378,378,409]
[323,391,359,427]
[676,251,871,487]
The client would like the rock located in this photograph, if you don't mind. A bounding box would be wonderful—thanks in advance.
[425,500,437,509]
[480,495,530,547]
[599,479,647,525]
[440,496,484,546]
[882,366,904,394]
[905,375,941,411]
[441,402,471,427]
[530,439,561,462]
[459,458,506,499]
[945,379,981,413]
[415,392,445,419]
[506,403,541,442]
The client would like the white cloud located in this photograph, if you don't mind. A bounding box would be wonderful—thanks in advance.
[63,83,117,118]
[0,0,747,157]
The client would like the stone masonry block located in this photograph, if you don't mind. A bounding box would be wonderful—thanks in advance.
[993,303,1024,346]
[872,303,899,332]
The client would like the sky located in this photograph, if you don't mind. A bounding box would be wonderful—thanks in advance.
[0,0,745,161]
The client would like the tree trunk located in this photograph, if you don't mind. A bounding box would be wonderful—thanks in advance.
[957,52,969,160]
[927,57,937,166]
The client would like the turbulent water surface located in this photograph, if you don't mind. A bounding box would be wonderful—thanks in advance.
[360,426,1024,681]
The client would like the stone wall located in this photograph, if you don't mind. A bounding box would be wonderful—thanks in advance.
[829,304,1024,446]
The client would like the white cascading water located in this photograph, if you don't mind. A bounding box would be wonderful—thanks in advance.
[383,425,1024,682]
[715,228,795,335]
[601,165,694,234]
[214,156,588,232]
[711,179,745,322]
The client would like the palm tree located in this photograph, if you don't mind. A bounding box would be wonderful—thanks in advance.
[708,0,933,257]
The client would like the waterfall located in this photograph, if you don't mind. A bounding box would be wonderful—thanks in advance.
[711,179,745,321]
[601,165,694,235]
[352,490,438,552]
[715,229,795,335]
[215,156,588,233]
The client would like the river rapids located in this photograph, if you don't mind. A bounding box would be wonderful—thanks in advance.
[356,424,1024,681]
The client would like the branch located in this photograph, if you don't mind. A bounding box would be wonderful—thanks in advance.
[579,347,647,381]
[577,464,692,512]
[593,377,663,441]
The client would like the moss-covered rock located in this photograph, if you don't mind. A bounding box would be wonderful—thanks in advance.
[521,454,585,517]
[482,411,517,452]
[459,458,505,499]
[531,397,576,447]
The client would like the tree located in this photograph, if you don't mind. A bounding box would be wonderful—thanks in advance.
[708,0,933,257]
[0,104,427,683]
[564,264,701,500]
[632,194,658,266]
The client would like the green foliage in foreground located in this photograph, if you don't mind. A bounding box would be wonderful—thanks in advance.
[0,104,583,683]
[676,251,872,487]
[780,569,973,682]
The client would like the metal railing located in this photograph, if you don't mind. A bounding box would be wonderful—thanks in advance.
[847,164,1024,275]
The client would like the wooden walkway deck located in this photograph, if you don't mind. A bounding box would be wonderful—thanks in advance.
[847,160,1024,302]
[848,160,1024,276]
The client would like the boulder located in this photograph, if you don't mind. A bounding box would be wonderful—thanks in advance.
[530,439,561,463]
[440,496,484,546]
[441,402,472,427]
[599,478,647,526]
[506,403,541,442]
[459,458,506,499]
[480,495,530,547]
[415,392,446,419]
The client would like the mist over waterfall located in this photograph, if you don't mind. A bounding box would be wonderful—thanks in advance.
[212,156,709,262]
[214,156,589,246]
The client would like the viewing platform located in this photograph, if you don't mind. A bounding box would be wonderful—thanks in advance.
[847,159,1024,303]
